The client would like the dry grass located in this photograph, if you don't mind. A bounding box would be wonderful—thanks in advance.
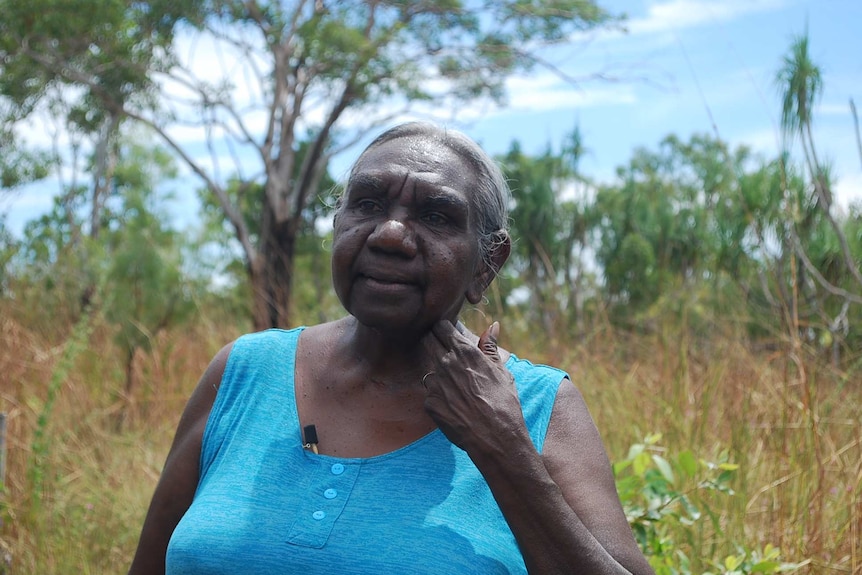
[1,305,860,574]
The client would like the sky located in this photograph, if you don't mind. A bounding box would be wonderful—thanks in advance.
[2,0,861,238]
[459,0,862,204]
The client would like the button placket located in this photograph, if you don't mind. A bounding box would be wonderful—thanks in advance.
[286,460,360,549]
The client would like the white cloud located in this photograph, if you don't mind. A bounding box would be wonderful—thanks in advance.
[732,126,783,156]
[628,0,789,36]
[834,171,862,208]
[505,75,638,112]
[817,102,856,117]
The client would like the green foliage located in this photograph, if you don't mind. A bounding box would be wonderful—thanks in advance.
[592,135,741,313]
[0,127,51,189]
[27,308,94,516]
[7,130,197,366]
[0,0,204,120]
[256,0,617,104]
[493,123,860,352]
[103,186,189,361]
[498,126,594,335]
[12,187,97,331]
[776,30,821,141]
[704,545,799,575]
[0,217,19,295]
[615,434,802,575]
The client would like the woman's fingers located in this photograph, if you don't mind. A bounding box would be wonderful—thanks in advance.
[477,321,501,360]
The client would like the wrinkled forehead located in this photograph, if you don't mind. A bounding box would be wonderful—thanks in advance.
[350,135,479,193]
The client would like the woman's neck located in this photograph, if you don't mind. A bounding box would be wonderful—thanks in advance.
[337,316,436,388]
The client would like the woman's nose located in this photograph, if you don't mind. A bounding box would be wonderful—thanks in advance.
[367,218,417,257]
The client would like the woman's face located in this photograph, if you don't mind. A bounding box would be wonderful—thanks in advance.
[331,135,487,335]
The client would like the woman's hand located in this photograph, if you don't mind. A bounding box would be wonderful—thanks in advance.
[423,320,654,574]
[421,320,529,454]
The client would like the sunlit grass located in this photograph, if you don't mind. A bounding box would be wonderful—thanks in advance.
[1,302,859,574]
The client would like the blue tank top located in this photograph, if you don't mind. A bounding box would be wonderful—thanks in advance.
[166,328,566,574]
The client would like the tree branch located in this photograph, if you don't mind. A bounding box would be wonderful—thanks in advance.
[852,98,862,171]
[122,108,257,264]
[789,228,862,305]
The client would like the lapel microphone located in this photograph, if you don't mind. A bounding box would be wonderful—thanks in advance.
[303,424,319,454]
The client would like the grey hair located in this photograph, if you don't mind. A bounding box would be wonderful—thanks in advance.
[346,121,511,274]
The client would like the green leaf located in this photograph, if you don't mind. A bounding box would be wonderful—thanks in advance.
[677,450,698,478]
[613,459,633,476]
[652,454,675,484]
[644,432,663,445]
[724,555,741,570]
[680,495,702,522]
[633,451,652,476]
[751,560,781,573]
[628,443,646,459]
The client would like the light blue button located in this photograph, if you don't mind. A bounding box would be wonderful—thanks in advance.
[312,510,326,520]
[330,463,345,475]
[324,488,337,499]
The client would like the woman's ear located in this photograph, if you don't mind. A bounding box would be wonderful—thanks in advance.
[466,232,511,304]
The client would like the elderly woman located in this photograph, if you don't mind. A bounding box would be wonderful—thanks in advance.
[129,122,655,575]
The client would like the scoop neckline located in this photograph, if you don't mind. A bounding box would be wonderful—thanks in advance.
[282,325,516,464]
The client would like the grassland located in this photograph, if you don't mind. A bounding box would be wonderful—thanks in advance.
[1,305,860,574]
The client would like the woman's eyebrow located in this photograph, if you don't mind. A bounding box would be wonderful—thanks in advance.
[347,173,386,193]
[421,190,469,212]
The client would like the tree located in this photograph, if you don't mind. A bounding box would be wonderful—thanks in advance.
[4,0,618,329]
[8,130,196,418]
[195,140,340,325]
[589,134,778,330]
[777,29,825,205]
[12,184,96,330]
[102,139,192,426]
[0,0,204,239]
[499,126,592,336]
[0,125,51,190]
[776,30,862,354]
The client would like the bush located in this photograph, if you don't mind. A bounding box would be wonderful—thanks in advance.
[615,434,802,575]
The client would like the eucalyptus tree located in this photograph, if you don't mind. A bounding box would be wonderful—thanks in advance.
[3,0,622,329]
[139,0,619,329]
[0,0,204,241]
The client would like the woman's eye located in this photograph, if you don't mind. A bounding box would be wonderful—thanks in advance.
[356,199,382,213]
[422,212,448,226]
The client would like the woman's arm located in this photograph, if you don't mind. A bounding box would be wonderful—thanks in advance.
[474,379,654,574]
[127,342,233,575]
[422,321,654,575]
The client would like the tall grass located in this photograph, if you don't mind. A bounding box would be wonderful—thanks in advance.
[0,301,859,574]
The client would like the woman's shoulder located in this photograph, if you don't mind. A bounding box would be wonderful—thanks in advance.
[506,353,569,386]
[504,353,569,451]
[223,327,306,363]
[233,326,306,345]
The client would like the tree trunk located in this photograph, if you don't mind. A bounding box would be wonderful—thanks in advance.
[90,113,121,240]
[251,200,300,330]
